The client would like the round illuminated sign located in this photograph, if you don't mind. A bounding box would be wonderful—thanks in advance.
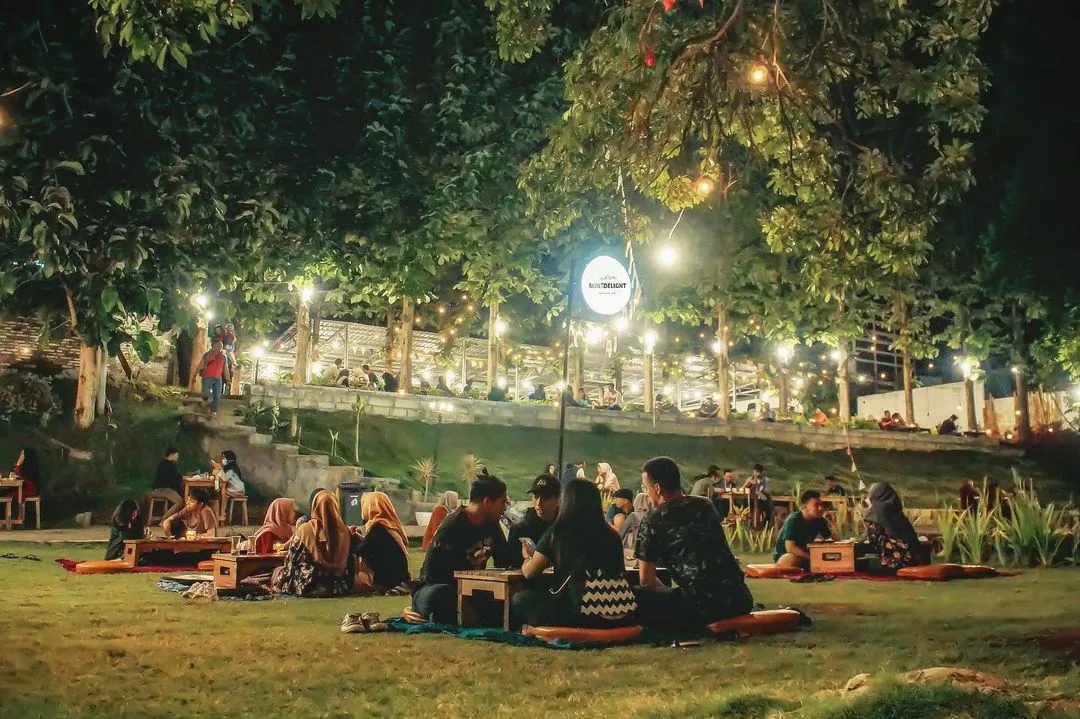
[580,256,631,316]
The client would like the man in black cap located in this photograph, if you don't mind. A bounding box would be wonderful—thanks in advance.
[605,488,636,532]
[505,473,561,569]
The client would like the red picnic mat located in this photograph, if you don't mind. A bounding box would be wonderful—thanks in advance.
[746,566,1020,582]
[55,558,200,574]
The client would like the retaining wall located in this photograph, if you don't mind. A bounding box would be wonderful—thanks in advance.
[250,384,1010,455]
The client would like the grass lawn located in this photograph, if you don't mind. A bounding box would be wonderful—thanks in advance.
[295,410,1074,508]
[1,543,1078,718]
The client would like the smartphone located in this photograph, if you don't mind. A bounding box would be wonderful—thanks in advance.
[519,537,536,552]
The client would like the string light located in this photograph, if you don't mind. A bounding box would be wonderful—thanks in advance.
[748,64,768,84]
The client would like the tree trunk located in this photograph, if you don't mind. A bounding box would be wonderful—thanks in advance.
[292,300,310,385]
[96,345,108,416]
[837,344,851,423]
[384,305,397,374]
[777,365,789,419]
[117,348,134,380]
[486,302,500,393]
[612,357,623,394]
[400,297,415,391]
[902,347,915,425]
[188,321,208,392]
[1012,306,1031,442]
[74,342,99,428]
[175,330,192,388]
[717,304,731,420]
[962,379,978,432]
[310,310,322,364]
[643,355,654,414]
[573,346,585,395]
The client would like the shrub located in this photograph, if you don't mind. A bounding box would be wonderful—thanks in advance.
[0,371,60,427]
[590,422,613,435]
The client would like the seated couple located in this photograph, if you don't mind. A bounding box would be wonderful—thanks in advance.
[270,490,412,598]
[773,485,928,574]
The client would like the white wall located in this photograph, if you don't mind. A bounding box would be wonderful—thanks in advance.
[857,381,984,432]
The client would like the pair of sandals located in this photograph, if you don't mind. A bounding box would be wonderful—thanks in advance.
[341,612,388,634]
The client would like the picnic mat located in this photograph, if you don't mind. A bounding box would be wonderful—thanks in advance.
[56,558,200,574]
[383,618,655,650]
[749,568,1020,582]
[157,578,285,601]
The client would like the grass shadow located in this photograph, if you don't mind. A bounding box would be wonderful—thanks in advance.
[808,683,1032,719]
[640,692,796,718]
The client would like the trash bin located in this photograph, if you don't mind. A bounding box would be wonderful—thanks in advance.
[337,478,372,526]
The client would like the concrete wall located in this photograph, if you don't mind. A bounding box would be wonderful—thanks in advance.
[250,384,1009,455]
[857,381,984,432]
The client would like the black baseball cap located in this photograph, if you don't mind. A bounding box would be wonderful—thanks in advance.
[613,488,634,501]
[528,474,561,499]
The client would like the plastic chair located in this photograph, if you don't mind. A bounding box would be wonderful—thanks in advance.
[146,495,171,525]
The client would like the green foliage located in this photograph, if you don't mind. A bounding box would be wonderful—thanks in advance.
[0,372,60,427]
[239,400,287,436]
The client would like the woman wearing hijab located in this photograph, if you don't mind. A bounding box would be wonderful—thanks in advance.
[422,491,460,551]
[105,500,145,560]
[251,498,297,554]
[295,487,327,527]
[858,482,929,574]
[355,492,411,593]
[274,490,353,597]
[595,463,620,493]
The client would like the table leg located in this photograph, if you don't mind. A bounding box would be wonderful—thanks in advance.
[457,590,465,627]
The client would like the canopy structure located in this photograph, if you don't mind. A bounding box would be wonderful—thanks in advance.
[255,318,763,411]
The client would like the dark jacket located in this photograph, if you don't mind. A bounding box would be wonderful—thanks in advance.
[505,508,554,569]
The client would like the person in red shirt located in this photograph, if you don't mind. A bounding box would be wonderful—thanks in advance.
[250,498,297,554]
[196,340,228,415]
[4,447,40,499]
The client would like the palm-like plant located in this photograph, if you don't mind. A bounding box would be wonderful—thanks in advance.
[937,509,962,563]
[461,454,482,488]
[414,457,438,501]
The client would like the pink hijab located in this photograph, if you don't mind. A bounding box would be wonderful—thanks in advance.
[252,498,296,547]
[596,463,620,492]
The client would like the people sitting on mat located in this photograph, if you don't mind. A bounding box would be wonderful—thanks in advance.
[273,490,353,598]
[105,499,145,560]
[634,457,754,631]
[214,450,246,500]
[856,482,929,574]
[4,446,41,500]
[506,474,561,569]
[773,490,833,570]
[605,489,635,533]
[513,480,637,628]
[423,491,460,551]
[824,474,848,497]
[151,446,184,515]
[354,491,411,594]
[161,488,218,538]
[959,479,979,512]
[595,462,620,493]
[249,498,296,554]
[411,474,511,624]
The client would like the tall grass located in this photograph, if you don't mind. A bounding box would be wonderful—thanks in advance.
[939,474,1079,568]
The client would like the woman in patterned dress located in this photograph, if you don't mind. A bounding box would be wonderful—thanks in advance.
[858,482,930,574]
[273,490,353,597]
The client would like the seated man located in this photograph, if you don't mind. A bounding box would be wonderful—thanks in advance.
[505,474,561,570]
[938,414,959,435]
[824,475,848,497]
[689,465,721,501]
[743,463,773,526]
[697,397,720,418]
[757,403,776,422]
[655,393,678,414]
[605,488,635,532]
[322,359,342,385]
[634,457,754,631]
[411,475,511,624]
[528,384,546,401]
[773,490,833,570]
[878,411,893,430]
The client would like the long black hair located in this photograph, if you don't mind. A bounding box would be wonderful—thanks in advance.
[547,480,613,572]
[111,499,143,532]
[17,447,40,482]
[222,449,242,480]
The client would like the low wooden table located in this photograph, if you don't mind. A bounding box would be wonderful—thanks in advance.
[454,566,661,630]
[211,553,285,590]
[122,538,233,567]
[808,541,856,574]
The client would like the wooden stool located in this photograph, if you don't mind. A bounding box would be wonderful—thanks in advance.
[22,497,41,529]
[1,497,12,530]
[146,495,170,524]
[226,496,248,525]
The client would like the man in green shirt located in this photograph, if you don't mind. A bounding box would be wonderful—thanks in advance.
[774,490,832,570]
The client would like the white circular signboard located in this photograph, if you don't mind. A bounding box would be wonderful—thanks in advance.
[580,256,631,316]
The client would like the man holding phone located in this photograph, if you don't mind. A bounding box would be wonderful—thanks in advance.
[507,474,561,569]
